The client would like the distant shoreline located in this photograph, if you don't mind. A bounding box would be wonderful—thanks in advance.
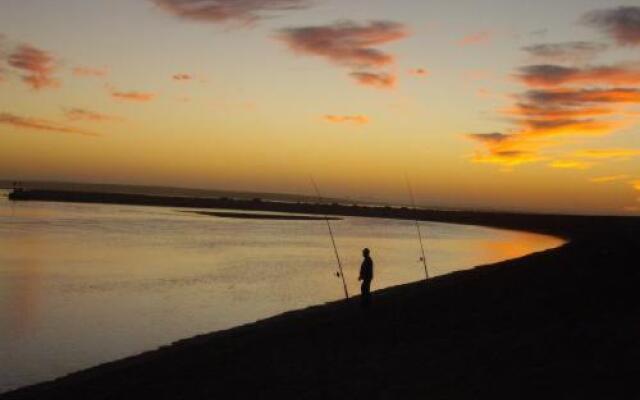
[9,188,626,239]
[186,211,342,221]
[4,189,640,399]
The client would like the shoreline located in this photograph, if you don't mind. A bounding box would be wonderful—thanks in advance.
[3,190,640,398]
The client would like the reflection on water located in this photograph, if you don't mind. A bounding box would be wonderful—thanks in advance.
[0,190,564,392]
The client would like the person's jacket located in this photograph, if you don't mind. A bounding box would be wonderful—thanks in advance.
[359,257,373,281]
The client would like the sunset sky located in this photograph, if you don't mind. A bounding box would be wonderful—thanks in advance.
[1,0,639,215]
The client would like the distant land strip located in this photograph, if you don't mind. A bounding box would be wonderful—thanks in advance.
[186,211,342,221]
[8,189,637,239]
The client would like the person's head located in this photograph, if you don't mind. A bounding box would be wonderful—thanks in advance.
[362,248,370,257]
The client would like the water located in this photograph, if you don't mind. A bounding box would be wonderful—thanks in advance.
[0,190,564,392]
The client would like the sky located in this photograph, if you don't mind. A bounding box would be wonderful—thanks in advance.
[1,0,639,215]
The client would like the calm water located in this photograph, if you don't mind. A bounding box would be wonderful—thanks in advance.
[0,190,564,392]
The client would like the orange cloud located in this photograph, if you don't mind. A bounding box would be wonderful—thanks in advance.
[573,148,640,160]
[408,68,429,77]
[64,108,122,123]
[548,160,592,170]
[172,73,193,81]
[467,132,545,167]
[110,89,156,102]
[323,115,369,125]
[471,150,541,167]
[590,174,629,183]
[458,31,492,46]
[517,63,640,87]
[73,67,108,78]
[522,88,640,105]
[0,112,98,136]
[7,44,59,90]
[503,103,615,119]
[349,71,395,89]
[151,0,310,25]
[519,118,621,137]
[278,20,407,89]
[632,180,640,191]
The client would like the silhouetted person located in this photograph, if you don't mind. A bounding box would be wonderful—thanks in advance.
[358,248,374,308]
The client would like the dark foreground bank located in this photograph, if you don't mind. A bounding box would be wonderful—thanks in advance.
[4,190,640,399]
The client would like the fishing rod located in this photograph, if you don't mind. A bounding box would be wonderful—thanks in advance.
[405,174,429,280]
[310,176,349,299]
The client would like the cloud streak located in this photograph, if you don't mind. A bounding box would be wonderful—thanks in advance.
[573,148,640,160]
[110,89,156,102]
[172,73,193,81]
[151,0,309,25]
[0,112,98,136]
[7,44,59,90]
[590,175,629,183]
[278,20,407,88]
[323,114,369,124]
[516,63,640,87]
[522,41,608,62]
[548,160,592,170]
[64,108,122,123]
[349,71,395,88]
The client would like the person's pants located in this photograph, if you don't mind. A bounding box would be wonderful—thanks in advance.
[361,279,372,308]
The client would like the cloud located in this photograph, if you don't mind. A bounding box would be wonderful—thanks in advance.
[503,103,615,120]
[522,88,640,105]
[64,108,122,123]
[73,66,108,78]
[590,174,629,183]
[457,31,491,46]
[349,71,395,88]
[469,13,640,169]
[466,132,513,144]
[471,150,541,167]
[323,114,369,124]
[408,68,429,77]
[516,63,640,87]
[504,103,614,119]
[467,85,640,166]
[0,112,98,136]
[151,0,309,25]
[172,73,193,81]
[521,41,608,62]
[573,148,640,160]
[110,89,156,102]
[278,20,407,89]
[278,21,407,68]
[632,179,640,191]
[467,132,543,167]
[582,6,640,46]
[548,160,592,170]
[7,44,59,90]
[520,118,620,137]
